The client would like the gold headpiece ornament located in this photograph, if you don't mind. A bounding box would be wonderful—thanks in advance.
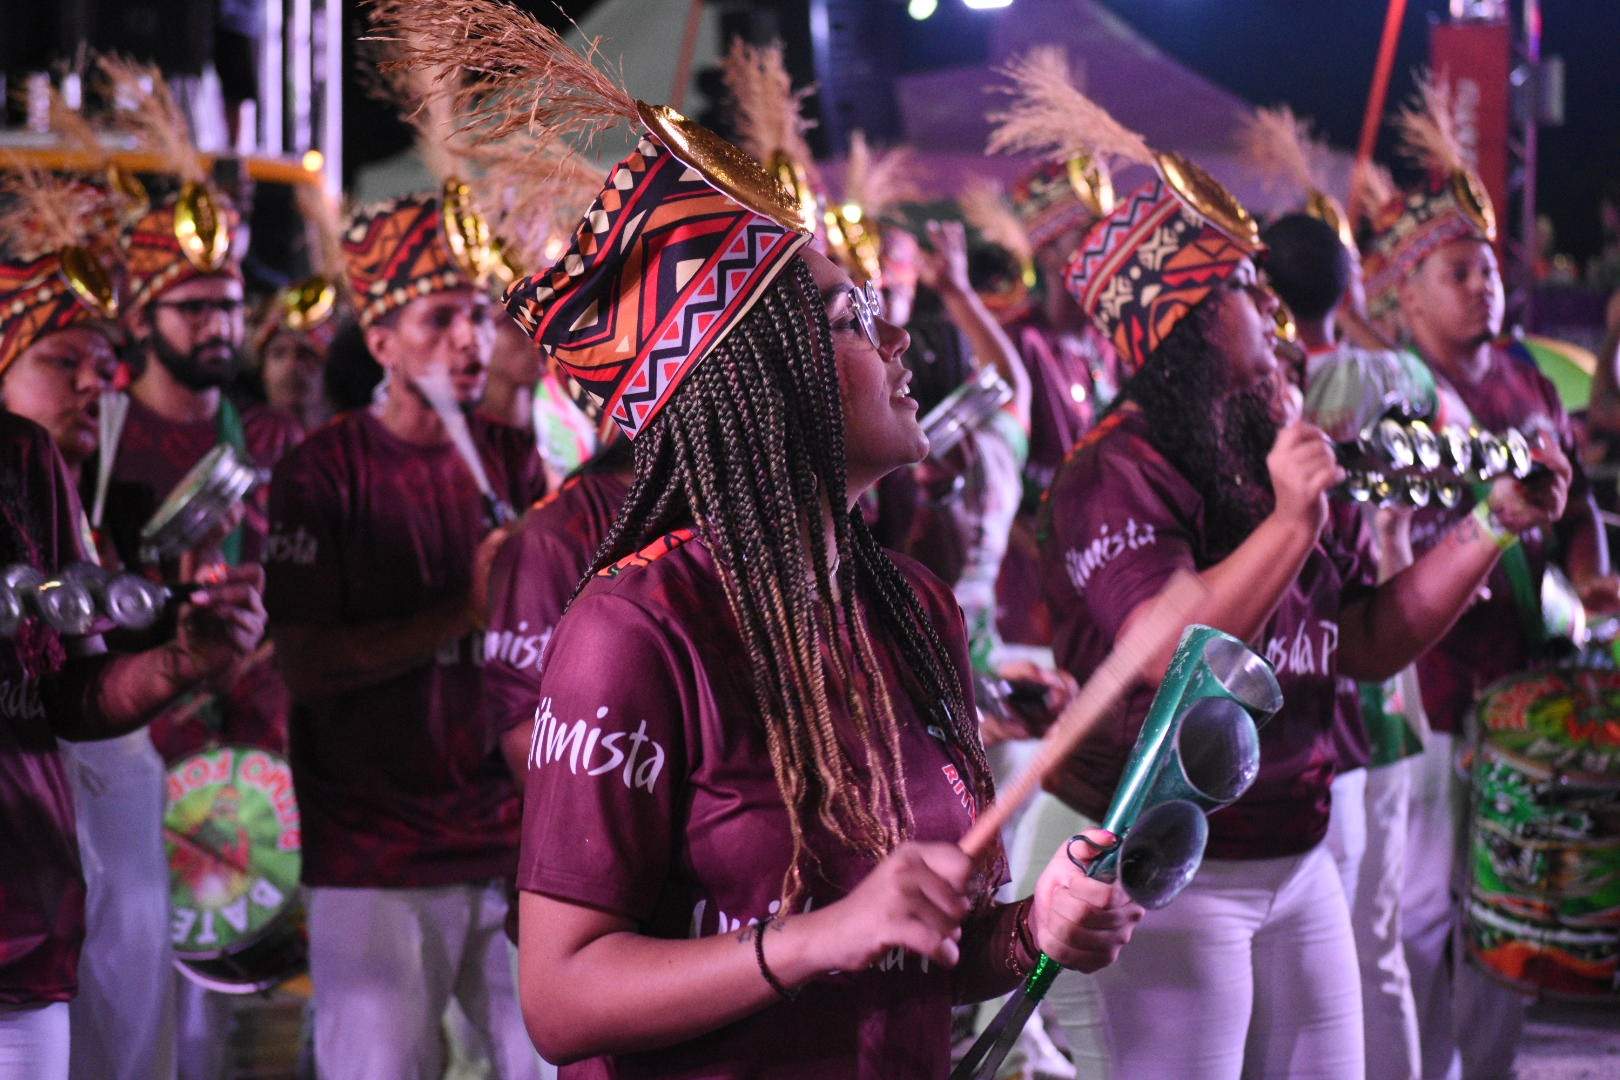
[986,46,1131,220]
[824,130,917,284]
[1237,105,1354,250]
[960,177,1038,316]
[1393,70,1495,240]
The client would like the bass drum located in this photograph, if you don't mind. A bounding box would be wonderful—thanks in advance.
[164,745,306,993]
[1465,669,1620,999]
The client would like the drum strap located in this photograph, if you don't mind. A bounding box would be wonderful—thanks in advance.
[215,398,248,567]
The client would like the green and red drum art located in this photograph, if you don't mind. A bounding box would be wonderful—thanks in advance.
[163,745,307,992]
[1466,669,1620,999]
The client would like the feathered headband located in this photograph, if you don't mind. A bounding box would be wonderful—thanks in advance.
[1237,105,1355,251]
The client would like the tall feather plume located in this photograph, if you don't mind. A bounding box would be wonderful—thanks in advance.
[986,46,1152,168]
[1394,69,1468,177]
[841,131,917,219]
[48,87,107,161]
[1350,159,1397,220]
[721,38,817,172]
[363,11,466,182]
[294,183,348,283]
[365,0,638,152]
[1238,105,1322,196]
[96,54,206,184]
[958,178,1032,267]
[466,140,602,270]
[0,157,106,260]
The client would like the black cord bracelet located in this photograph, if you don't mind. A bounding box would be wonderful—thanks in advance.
[754,917,800,1002]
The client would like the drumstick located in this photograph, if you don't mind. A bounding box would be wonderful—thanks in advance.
[91,389,130,530]
[411,370,514,525]
[958,571,1206,862]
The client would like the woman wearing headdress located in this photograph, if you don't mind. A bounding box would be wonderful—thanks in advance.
[1020,57,1573,1076]
[377,2,1144,1074]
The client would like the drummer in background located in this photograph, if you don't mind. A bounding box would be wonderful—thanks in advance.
[1262,211,1429,1080]
[1019,66,1573,1075]
[1362,79,1620,1079]
[264,189,545,1080]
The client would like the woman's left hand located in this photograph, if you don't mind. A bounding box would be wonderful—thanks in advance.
[1029,828,1144,972]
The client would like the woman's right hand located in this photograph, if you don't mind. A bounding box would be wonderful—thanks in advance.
[1266,421,1342,537]
[787,842,972,978]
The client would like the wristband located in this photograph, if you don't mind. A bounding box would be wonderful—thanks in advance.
[1004,897,1039,977]
[754,917,799,1002]
[1471,500,1517,552]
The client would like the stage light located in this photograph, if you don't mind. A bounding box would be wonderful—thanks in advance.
[962,0,1014,9]
[908,0,938,19]
[301,149,325,173]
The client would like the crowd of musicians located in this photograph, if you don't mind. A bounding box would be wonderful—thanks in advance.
[3,3,1618,1078]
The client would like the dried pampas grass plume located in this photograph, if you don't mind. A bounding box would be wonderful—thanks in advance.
[1238,105,1323,197]
[365,0,638,151]
[959,178,1032,267]
[1350,159,1397,221]
[295,183,348,284]
[986,46,1152,168]
[96,54,206,184]
[842,131,916,220]
[49,88,106,161]
[1394,69,1469,177]
[467,140,602,270]
[0,157,107,260]
[721,38,816,172]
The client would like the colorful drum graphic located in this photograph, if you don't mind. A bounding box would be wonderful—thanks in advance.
[1466,669,1620,998]
[164,745,306,993]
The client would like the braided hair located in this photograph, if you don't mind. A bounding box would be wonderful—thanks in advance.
[583,256,996,903]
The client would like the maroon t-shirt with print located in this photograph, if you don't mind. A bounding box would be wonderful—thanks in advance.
[1040,407,1377,859]
[1409,341,1592,734]
[517,533,996,1079]
[0,412,87,1005]
[482,470,629,742]
[99,395,303,760]
[266,410,545,887]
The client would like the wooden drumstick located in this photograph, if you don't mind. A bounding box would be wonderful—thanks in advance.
[958,571,1207,862]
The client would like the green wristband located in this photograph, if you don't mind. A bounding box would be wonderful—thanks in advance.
[1471,499,1517,551]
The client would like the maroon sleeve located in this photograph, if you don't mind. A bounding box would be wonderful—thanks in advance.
[516,592,692,921]
[481,520,578,738]
[1327,503,1379,602]
[264,441,347,625]
[1050,444,1198,644]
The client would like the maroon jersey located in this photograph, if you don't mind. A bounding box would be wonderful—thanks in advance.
[1409,340,1593,733]
[1040,407,1377,860]
[265,410,545,888]
[482,470,629,742]
[518,534,995,1078]
[99,395,302,759]
[1012,315,1117,494]
[0,412,86,1005]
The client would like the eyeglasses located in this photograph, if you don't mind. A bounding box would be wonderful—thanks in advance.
[843,281,885,350]
[151,298,246,323]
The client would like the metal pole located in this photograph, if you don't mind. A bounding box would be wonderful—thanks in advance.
[260,0,285,156]
[320,0,342,190]
[290,0,313,152]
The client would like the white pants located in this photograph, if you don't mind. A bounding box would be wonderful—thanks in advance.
[1011,791,1364,1080]
[308,881,540,1080]
[1402,733,1528,1080]
[0,1003,68,1080]
[1326,763,1422,1080]
[60,732,177,1080]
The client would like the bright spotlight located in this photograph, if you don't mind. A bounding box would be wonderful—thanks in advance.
[962,0,1014,9]
[908,0,938,19]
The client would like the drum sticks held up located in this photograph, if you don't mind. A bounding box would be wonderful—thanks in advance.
[959,572,1207,862]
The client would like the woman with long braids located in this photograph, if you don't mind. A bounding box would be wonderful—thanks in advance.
[374,2,1141,1074]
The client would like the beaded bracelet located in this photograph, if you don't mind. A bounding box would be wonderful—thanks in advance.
[754,917,799,1002]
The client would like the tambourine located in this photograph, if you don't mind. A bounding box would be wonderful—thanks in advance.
[0,562,204,638]
[920,367,1015,463]
[1335,406,1536,509]
[139,444,264,565]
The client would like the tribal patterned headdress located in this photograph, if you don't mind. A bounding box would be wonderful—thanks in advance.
[987,48,1260,374]
[988,48,1117,257]
[100,56,243,314]
[254,183,348,354]
[0,164,120,378]
[341,182,493,329]
[1362,72,1496,318]
[373,0,814,441]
